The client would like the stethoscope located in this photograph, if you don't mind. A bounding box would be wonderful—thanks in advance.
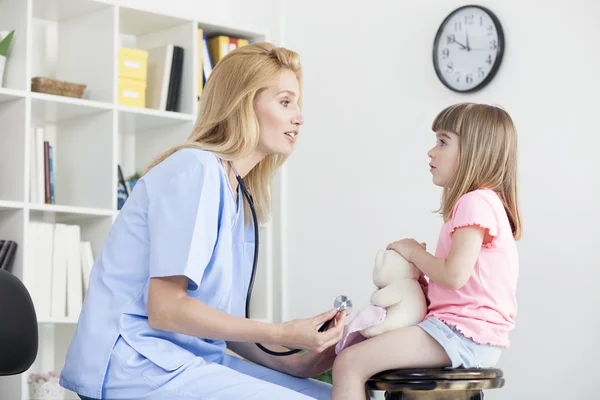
[230,162,352,356]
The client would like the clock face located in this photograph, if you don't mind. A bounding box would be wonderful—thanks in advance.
[433,5,504,93]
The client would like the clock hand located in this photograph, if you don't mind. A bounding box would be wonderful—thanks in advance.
[465,31,471,51]
[453,39,468,50]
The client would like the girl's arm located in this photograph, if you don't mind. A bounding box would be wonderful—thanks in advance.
[388,226,486,290]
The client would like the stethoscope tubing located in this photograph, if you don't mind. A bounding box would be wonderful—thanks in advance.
[232,163,303,356]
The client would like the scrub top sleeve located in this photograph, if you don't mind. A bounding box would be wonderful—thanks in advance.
[147,165,221,291]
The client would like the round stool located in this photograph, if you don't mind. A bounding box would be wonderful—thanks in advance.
[365,368,504,400]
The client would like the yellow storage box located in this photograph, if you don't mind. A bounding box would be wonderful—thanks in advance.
[118,48,148,81]
[118,77,146,108]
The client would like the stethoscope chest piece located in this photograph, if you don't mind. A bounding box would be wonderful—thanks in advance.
[334,295,352,315]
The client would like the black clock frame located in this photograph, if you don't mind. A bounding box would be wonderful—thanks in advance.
[432,5,505,93]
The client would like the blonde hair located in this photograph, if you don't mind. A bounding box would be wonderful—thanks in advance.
[432,103,522,240]
[144,42,302,225]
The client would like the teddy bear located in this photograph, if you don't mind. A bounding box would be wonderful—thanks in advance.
[360,249,428,337]
[335,249,428,354]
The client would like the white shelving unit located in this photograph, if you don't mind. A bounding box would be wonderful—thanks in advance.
[0,1,275,399]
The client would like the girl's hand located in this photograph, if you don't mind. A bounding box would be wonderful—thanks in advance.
[278,309,346,353]
[387,238,425,263]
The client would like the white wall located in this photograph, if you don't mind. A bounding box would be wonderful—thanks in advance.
[281,0,600,399]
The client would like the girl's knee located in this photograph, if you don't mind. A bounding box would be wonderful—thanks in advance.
[332,347,357,377]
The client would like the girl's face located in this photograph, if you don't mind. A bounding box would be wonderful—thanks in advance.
[427,130,459,187]
[254,69,304,157]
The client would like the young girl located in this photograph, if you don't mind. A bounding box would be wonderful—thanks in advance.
[331,102,522,400]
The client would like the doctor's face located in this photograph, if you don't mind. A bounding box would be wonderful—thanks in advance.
[427,130,459,187]
[254,69,304,157]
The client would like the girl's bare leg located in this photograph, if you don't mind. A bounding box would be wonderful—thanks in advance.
[331,326,451,400]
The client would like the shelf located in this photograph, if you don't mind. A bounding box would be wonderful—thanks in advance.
[31,92,113,122]
[31,0,115,103]
[29,203,115,220]
[118,7,196,116]
[118,105,195,131]
[198,21,264,42]
[37,317,79,324]
[30,97,114,210]
[119,7,190,37]
[0,200,25,211]
[32,0,110,22]
[0,88,26,102]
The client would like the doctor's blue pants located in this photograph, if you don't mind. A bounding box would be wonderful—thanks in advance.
[96,337,332,400]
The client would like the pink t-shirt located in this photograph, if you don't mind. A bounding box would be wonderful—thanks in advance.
[425,189,519,348]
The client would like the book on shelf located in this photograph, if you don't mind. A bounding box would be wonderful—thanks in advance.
[197,31,249,101]
[0,240,17,273]
[25,221,95,320]
[29,127,55,205]
[146,44,184,112]
[207,35,249,67]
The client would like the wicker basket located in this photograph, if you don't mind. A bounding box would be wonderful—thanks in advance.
[31,77,86,99]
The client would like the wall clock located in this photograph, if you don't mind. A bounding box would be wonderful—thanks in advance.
[433,5,504,93]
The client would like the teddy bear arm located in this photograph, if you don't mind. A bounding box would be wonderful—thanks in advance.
[371,285,403,308]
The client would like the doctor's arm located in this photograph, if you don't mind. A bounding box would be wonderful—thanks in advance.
[148,275,344,376]
[226,308,345,378]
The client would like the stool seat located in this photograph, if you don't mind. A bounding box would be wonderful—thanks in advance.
[366,368,504,400]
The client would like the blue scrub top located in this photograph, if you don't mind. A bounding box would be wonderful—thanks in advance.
[60,148,255,399]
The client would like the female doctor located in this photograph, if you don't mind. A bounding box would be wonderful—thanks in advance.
[59,42,346,400]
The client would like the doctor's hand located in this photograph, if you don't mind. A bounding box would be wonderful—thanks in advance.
[278,308,346,354]
[294,341,339,379]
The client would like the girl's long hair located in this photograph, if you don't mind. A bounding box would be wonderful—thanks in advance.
[432,103,522,239]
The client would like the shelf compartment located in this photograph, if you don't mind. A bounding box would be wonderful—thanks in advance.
[118,7,196,116]
[0,97,26,202]
[30,97,114,210]
[118,113,193,184]
[31,0,116,103]
[24,324,79,400]
[25,212,111,321]
[0,0,29,91]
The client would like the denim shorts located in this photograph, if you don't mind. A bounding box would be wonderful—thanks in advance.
[417,317,503,368]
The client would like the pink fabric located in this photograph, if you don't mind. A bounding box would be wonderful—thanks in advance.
[425,189,519,348]
[335,305,386,354]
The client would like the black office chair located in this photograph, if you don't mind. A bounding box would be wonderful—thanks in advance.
[0,268,38,375]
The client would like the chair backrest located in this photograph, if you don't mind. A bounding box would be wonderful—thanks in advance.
[0,269,38,376]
